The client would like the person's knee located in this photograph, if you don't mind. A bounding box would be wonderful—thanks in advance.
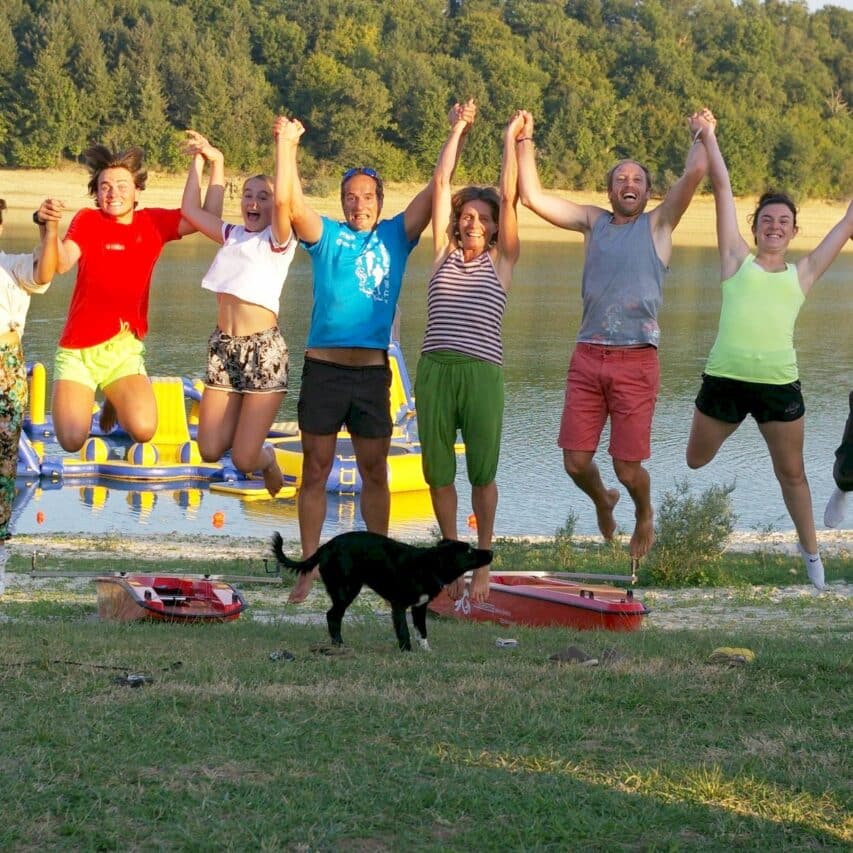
[301,449,334,487]
[128,422,156,444]
[613,459,643,489]
[774,464,807,489]
[56,424,90,454]
[359,459,389,487]
[229,448,255,474]
[122,408,157,444]
[196,436,224,464]
[685,446,708,470]
[563,453,592,480]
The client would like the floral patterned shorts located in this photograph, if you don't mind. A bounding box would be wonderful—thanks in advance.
[205,326,289,394]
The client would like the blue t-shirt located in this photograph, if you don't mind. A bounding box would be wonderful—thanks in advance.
[302,213,418,349]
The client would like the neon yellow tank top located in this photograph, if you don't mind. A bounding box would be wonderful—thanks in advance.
[705,254,804,384]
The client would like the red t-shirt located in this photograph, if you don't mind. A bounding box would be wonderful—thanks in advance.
[59,207,184,348]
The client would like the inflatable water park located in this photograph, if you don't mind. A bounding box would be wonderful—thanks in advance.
[18,341,440,499]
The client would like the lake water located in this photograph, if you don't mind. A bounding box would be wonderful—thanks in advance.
[4,222,852,543]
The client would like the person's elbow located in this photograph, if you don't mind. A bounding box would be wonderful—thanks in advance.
[517,185,537,211]
[55,256,75,276]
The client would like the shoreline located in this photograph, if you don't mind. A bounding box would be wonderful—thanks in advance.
[1,167,850,251]
[7,528,852,562]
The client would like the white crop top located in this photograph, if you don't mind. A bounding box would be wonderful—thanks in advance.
[201,223,296,315]
[0,250,50,337]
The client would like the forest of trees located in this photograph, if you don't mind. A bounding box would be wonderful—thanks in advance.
[1,0,851,198]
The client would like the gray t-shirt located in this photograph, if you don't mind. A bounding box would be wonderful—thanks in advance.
[577,211,667,347]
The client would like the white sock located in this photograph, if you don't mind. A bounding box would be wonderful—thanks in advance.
[823,487,848,529]
[798,544,826,590]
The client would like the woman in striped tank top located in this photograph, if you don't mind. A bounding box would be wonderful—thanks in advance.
[414,103,522,603]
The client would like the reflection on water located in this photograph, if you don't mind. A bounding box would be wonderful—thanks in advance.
[5,223,852,541]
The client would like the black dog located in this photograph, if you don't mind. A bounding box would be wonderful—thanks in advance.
[271,531,492,651]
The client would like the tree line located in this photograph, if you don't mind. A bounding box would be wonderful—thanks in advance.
[1,0,851,198]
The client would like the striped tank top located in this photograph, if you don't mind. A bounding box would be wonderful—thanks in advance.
[421,249,508,366]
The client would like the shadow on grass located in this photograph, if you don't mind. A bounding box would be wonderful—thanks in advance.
[0,612,848,849]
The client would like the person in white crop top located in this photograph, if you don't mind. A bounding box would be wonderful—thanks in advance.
[180,126,296,497]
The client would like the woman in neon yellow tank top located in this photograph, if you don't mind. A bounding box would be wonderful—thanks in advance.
[685,109,853,590]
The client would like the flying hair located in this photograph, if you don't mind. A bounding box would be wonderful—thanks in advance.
[83,145,148,197]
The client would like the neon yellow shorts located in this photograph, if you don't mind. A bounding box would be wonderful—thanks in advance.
[54,330,147,391]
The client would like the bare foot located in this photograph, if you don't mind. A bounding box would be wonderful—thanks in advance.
[469,565,491,603]
[595,489,620,540]
[261,450,284,498]
[630,511,655,558]
[446,577,466,600]
[99,399,117,434]
[288,568,319,603]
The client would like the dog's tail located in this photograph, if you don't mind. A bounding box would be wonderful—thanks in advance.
[271,532,320,575]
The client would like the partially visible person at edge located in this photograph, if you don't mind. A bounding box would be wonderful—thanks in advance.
[275,100,476,604]
[686,109,853,590]
[49,144,222,453]
[414,103,521,603]
[180,126,296,497]
[0,197,61,589]
[825,389,853,529]
[515,109,709,561]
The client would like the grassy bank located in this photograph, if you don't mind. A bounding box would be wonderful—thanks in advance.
[1,539,851,849]
[2,166,851,251]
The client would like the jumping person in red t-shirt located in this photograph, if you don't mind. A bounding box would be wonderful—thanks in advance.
[50,145,222,452]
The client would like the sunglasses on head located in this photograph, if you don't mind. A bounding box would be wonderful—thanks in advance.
[342,167,381,182]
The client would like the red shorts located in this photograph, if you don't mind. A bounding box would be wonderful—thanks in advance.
[558,343,660,462]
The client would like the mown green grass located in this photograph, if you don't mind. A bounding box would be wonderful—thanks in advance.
[1,545,851,850]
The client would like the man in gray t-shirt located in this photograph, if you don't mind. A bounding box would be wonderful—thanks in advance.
[515,110,709,560]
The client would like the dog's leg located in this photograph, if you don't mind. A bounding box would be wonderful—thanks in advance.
[391,605,412,651]
[326,601,347,646]
[411,603,431,651]
[325,581,362,647]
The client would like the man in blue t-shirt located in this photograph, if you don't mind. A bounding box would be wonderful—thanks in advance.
[276,105,473,602]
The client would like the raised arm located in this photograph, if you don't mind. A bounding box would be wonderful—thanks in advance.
[432,99,477,258]
[272,115,303,245]
[179,131,226,241]
[652,114,709,240]
[690,110,749,280]
[32,198,64,285]
[279,116,322,245]
[406,99,476,243]
[494,111,522,288]
[515,111,601,233]
[796,200,853,295]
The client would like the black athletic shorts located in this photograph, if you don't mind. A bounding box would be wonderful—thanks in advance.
[695,373,805,424]
[297,355,392,438]
[833,390,853,492]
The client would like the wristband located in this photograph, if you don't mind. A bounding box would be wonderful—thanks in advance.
[32,211,45,225]
[516,136,534,144]
[692,129,703,144]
